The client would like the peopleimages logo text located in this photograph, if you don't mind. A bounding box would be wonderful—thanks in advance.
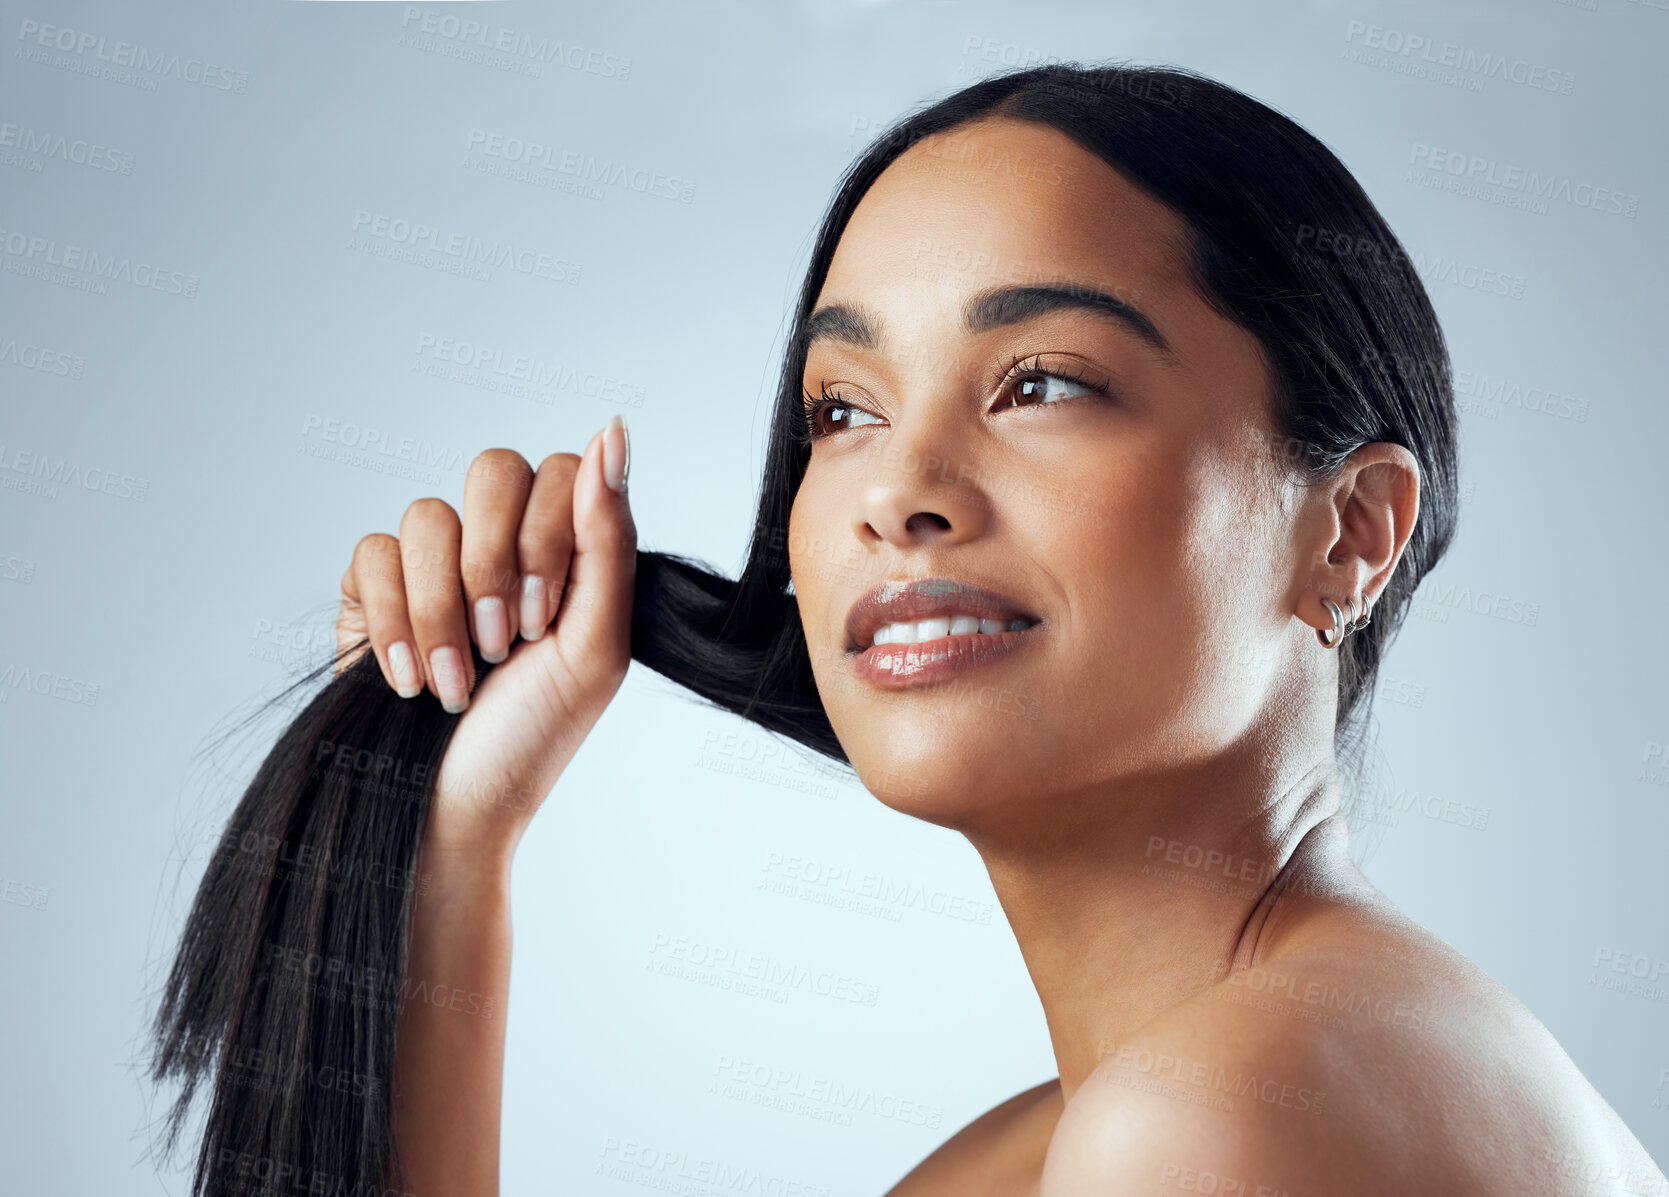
[398,8,631,79]
[15,19,249,92]
[350,210,582,284]
[1409,144,1639,217]
[1343,21,1574,94]
[0,227,199,296]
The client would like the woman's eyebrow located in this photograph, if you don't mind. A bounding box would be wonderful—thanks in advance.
[803,282,1176,365]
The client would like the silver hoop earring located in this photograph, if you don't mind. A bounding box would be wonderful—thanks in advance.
[1318,598,1346,649]
[1348,594,1374,634]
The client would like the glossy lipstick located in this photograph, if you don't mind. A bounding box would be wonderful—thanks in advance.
[844,577,1040,690]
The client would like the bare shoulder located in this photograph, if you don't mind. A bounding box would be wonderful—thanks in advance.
[1043,901,1668,1197]
[885,1076,1062,1197]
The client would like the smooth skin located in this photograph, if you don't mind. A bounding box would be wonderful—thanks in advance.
[336,119,1665,1194]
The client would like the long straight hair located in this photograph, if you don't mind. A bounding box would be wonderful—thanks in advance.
[151,62,1458,1195]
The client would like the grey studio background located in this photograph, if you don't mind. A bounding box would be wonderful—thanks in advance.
[2,0,1666,1191]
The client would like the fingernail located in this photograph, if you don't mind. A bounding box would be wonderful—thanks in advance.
[388,641,422,698]
[429,646,469,713]
[603,413,629,494]
[520,576,548,641]
[474,596,510,663]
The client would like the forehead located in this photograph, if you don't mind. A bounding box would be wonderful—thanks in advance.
[817,117,1197,320]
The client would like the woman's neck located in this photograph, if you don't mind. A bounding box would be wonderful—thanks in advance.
[964,746,1360,1105]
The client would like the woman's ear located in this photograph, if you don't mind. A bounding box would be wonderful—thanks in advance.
[1295,442,1421,638]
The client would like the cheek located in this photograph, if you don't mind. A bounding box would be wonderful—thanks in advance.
[1055,459,1201,644]
[785,480,856,678]
[786,477,834,584]
[1146,451,1291,725]
[785,503,816,638]
[1041,450,1253,740]
[1179,451,1289,624]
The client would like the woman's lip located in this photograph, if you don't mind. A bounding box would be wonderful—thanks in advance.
[844,577,1037,652]
[849,624,1039,690]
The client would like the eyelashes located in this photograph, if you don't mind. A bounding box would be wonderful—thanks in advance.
[797,380,877,442]
[795,352,1116,444]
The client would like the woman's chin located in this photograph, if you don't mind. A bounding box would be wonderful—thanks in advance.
[849,746,1030,828]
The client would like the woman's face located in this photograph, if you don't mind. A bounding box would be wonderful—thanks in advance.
[788,116,1322,830]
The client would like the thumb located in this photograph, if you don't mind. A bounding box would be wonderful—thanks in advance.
[554,414,636,681]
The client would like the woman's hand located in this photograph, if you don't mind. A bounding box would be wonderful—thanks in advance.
[334,417,634,860]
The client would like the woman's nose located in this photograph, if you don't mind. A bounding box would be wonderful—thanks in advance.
[851,445,992,551]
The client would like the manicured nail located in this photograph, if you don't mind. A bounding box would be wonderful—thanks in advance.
[388,640,422,698]
[429,646,469,713]
[603,413,629,494]
[474,596,510,663]
[519,576,548,641]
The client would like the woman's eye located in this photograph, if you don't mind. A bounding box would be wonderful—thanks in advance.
[805,394,884,439]
[1008,372,1100,408]
[833,404,884,429]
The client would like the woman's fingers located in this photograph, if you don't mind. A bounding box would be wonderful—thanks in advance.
[516,453,582,641]
[555,415,635,686]
[460,449,535,665]
[344,533,423,697]
[336,425,629,712]
[399,497,472,713]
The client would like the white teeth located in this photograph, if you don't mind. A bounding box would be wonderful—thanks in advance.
[869,613,1032,647]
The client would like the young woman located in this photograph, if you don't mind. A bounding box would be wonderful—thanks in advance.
[154,64,1667,1196]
